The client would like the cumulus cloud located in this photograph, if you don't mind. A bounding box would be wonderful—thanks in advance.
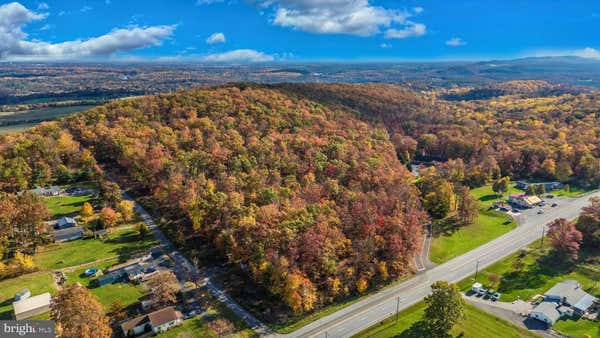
[253,0,426,38]
[37,2,49,10]
[206,32,226,44]
[202,49,274,62]
[446,37,466,47]
[384,22,426,39]
[530,47,600,60]
[0,2,176,61]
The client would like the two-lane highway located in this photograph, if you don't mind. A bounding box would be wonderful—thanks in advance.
[271,191,600,338]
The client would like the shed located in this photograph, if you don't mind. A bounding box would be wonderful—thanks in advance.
[13,293,51,320]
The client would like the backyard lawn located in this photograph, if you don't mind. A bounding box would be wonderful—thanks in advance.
[64,259,146,310]
[456,241,599,338]
[44,194,97,218]
[429,184,518,263]
[34,228,158,270]
[0,272,55,319]
[353,301,538,338]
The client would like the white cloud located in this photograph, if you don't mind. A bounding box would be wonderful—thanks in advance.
[529,47,600,60]
[412,7,423,14]
[196,0,224,5]
[0,2,176,61]
[446,37,466,47]
[206,32,226,44]
[80,5,93,12]
[37,2,49,10]
[254,0,425,38]
[572,47,600,59]
[202,49,274,62]
[384,22,426,39]
[380,43,391,48]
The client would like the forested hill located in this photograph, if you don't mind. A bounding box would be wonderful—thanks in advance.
[276,82,600,188]
[60,85,426,312]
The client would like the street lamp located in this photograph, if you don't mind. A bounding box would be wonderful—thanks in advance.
[540,225,546,248]
[474,260,480,282]
[395,296,401,323]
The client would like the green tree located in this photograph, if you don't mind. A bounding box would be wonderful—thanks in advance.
[492,176,510,197]
[137,223,149,239]
[456,186,479,225]
[423,281,465,337]
[423,180,455,219]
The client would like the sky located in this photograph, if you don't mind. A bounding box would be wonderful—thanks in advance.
[1,0,600,62]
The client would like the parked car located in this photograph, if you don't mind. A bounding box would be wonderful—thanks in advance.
[537,209,544,214]
[492,292,501,301]
[551,203,558,207]
[546,194,554,199]
[477,287,487,296]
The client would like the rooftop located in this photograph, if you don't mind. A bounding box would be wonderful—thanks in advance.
[13,293,51,315]
[531,301,561,323]
[545,279,596,311]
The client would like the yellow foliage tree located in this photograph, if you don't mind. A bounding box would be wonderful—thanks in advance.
[80,202,94,218]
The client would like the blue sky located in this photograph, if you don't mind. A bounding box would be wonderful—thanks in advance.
[2,0,600,62]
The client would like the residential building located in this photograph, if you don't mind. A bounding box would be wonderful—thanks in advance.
[508,194,542,208]
[120,306,183,336]
[55,217,77,229]
[28,186,60,197]
[12,293,51,320]
[544,279,597,314]
[53,226,84,242]
[516,181,564,191]
[529,302,561,326]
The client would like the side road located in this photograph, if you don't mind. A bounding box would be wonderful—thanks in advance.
[122,192,272,336]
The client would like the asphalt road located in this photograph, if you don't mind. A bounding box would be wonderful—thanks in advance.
[271,191,600,338]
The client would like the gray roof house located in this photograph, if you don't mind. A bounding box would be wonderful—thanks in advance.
[53,227,84,242]
[30,186,60,197]
[529,302,561,326]
[120,306,183,336]
[55,217,77,229]
[544,279,597,313]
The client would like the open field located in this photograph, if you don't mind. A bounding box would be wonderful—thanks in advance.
[457,241,599,338]
[0,105,94,126]
[0,272,55,319]
[33,228,158,270]
[429,184,519,263]
[353,301,538,338]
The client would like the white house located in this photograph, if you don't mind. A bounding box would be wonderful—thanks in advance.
[12,293,51,320]
[529,302,561,326]
[120,306,183,336]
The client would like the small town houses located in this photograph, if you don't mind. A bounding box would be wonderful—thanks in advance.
[120,306,183,336]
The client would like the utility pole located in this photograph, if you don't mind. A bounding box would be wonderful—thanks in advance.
[325,331,328,338]
[474,260,480,282]
[540,225,545,248]
[395,296,400,323]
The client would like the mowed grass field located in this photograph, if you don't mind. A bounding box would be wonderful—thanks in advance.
[34,228,158,270]
[429,184,519,263]
[64,258,146,310]
[353,301,538,338]
[44,194,98,218]
[457,241,600,338]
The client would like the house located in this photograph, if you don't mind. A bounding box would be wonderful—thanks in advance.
[12,293,51,320]
[544,279,597,314]
[529,302,561,326]
[471,283,483,293]
[95,261,152,286]
[55,217,77,229]
[508,194,542,208]
[95,269,125,286]
[29,186,61,197]
[14,289,31,302]
[516,181,564,191]
[53,226,84,242]
[120,307,183,336]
